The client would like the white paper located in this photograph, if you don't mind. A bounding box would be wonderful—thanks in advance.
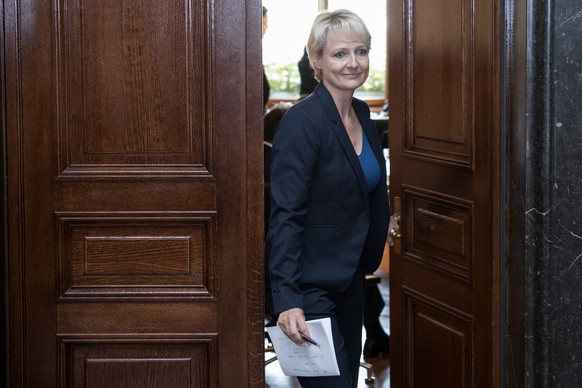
[266,317,340,377]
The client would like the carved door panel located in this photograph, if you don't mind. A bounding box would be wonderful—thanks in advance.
[4,1,264,387]
[389,0,501,386]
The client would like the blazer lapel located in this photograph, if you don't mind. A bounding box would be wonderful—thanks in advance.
[314,84,369,201]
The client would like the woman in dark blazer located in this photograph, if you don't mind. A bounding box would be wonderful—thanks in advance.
[265,9,398,388]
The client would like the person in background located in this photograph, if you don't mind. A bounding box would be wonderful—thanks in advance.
[262,6,271,109]
[265,9,399,387]
[298,46,319,100]
[362,278,390,358]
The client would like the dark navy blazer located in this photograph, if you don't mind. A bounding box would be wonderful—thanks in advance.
[265,83,390,315]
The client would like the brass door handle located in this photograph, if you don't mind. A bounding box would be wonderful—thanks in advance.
[391,197,402,254]
[389,227,402,239]
[390,209,402,239]
[392,213,401,224]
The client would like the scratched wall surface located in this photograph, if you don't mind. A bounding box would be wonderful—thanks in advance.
[550,1,582,384]
[525,0,582,386]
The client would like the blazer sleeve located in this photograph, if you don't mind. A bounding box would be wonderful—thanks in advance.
[266,108,321,314]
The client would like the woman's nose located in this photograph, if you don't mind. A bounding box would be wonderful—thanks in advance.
[347,54,358,67]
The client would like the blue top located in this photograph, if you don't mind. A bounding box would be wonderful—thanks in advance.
[358,130,381,193]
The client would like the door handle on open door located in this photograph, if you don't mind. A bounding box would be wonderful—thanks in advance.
[391,197,402,254]
[389,211,402,239]
[389,227,402,239]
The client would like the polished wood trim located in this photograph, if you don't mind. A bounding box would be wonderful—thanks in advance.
[246,1,267,386]
[503,0,527,386]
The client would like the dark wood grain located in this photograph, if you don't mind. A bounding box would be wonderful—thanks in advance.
[4,0,264,386]
[389,0,502,386]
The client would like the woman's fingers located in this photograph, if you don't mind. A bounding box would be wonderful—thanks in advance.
[278,308,307,345]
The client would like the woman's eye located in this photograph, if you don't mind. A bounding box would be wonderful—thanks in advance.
[334,52,346,59]
[356,48,368,56]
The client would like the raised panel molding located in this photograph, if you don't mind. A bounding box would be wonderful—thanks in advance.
[404,288,473,388]
[59,335,216,387]
[403,0,475,168]
[55,0,213,177]
[56,212,215,300]
[403,186,474,284]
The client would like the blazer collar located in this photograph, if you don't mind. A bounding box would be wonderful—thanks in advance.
[313,83,342,123]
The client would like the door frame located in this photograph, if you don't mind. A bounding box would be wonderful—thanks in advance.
[1,0,8,383]
[503,0,527,386]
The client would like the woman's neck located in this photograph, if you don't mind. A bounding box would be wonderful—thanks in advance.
[327,87,361,153]
[320,82,357,126]
[328,89,354,119]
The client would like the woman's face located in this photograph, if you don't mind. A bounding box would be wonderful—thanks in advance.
[312,29,369,94]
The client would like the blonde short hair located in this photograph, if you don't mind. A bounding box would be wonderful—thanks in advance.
[307,9,372,81]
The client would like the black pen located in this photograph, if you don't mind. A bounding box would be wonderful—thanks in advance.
[297,329,320,346]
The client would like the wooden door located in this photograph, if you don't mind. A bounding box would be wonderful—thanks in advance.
[4,1,264,387]
[388,0,501,386]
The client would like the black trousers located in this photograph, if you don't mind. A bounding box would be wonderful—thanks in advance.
[296,270,364,388]
[364,282,386,332]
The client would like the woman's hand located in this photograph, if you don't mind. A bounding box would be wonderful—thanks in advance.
[387,214,400,246]
[277,307,310,345]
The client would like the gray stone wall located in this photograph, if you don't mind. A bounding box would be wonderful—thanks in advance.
[526,1,582,386]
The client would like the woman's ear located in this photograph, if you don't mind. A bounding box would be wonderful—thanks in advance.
[307,48,323,79]
[311,55,322,72]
